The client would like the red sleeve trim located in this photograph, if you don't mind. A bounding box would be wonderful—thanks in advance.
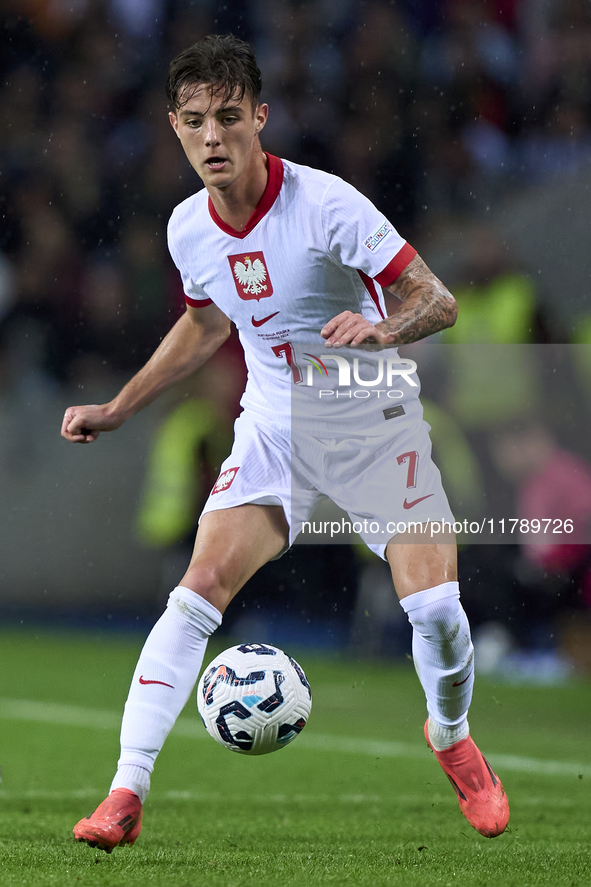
[374,243,417,287]
[186,296,213,308]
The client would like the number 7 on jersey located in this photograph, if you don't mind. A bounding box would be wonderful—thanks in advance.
[272,342,303,384]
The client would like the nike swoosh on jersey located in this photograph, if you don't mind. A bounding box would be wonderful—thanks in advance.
[139,675,175,688]
[251,311,280,327]
[402,494,434,509]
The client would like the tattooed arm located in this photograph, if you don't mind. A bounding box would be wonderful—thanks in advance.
[377,254,457,344]
[321,254,457,348]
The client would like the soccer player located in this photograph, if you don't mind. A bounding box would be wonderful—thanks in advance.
[62,35,509,851]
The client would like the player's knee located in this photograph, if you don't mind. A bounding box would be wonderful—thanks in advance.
[180,562,234,613]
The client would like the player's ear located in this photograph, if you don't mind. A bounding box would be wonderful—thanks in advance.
[169,110,180,137]
[254,103,268,135]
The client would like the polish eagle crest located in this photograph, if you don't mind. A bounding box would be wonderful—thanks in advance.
[233,255,267,296]
[227,251,273,301]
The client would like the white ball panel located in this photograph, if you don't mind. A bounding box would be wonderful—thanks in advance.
[197,644,312,755]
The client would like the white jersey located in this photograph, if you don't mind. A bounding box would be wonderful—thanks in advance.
[167,154,417,428]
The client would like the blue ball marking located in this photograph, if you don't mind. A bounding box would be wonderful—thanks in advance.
[241,694,263,708]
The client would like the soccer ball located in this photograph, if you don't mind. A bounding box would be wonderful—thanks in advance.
[197,643,312,755]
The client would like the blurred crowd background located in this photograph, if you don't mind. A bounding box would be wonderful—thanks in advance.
[2,0,591,680]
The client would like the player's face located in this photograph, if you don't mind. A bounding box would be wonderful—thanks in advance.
[169,84,268,191]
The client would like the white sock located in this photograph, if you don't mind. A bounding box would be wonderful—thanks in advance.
[427,715,469,751]
[110,586,222,802]
[400,581,474,748]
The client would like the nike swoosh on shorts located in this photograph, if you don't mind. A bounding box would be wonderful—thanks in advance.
[403,494,434,509]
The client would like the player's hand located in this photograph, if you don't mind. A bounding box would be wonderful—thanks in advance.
[321,311,389,348]
[61,404,123,443]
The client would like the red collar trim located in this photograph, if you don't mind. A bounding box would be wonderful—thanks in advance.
[207,153,284,239]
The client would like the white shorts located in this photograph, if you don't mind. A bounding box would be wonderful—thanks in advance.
[201,408,454,559]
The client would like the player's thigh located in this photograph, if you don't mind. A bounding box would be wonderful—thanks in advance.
[180,503,289,612]
[386,527,457,600]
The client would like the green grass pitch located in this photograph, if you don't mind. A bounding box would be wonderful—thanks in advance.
[1,627,590,887]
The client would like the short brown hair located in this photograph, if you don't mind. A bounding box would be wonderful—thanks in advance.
[166,34,263,110]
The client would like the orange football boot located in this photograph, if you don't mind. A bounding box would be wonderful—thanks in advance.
[73,788,143,853]
[424,720,509,837]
